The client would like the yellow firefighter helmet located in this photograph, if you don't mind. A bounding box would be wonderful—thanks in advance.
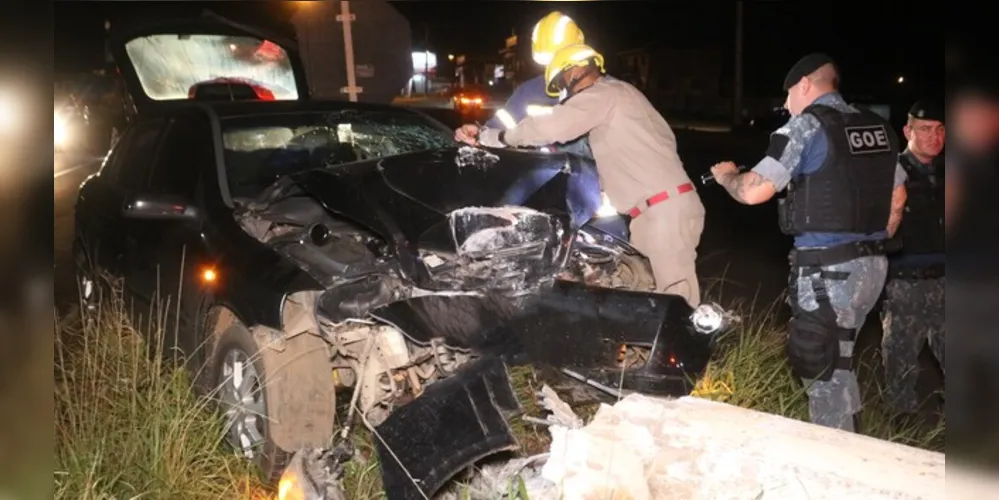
[531,11,585,66]
[544,43,605,97]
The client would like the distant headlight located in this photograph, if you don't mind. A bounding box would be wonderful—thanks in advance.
[690,302,731,335]
[54,112,68,147]
[0,92,18,133]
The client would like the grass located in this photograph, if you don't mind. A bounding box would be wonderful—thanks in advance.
[54,287,270,499]
[53,282,944,499]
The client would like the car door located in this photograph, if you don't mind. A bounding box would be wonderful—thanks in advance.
[75,126,133,276]
[76,119,168,283]
[110,119,170,312]
[123,112,215,355]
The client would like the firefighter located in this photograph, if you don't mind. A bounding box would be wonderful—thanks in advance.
[458,44,706,307]
[708,53,908,433]
[880,101,946,416]
[457,12,625,236]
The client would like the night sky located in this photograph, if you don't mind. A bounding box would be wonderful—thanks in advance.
[54,0,943,101]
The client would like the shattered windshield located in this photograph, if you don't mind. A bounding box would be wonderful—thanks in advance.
[124,34,297,101]
[221,110,455,199]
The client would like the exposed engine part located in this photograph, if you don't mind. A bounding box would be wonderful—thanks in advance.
[308,223,332,246]
[561,248,656,291]
[421,206,570,295]
[235,194,392,289]
[617,344,652,370]
[317,317,477,427]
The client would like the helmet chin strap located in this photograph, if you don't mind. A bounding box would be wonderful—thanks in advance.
[558,70,588,103]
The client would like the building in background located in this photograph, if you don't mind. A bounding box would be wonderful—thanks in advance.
[453,53,503,89]
[497,31,535,87]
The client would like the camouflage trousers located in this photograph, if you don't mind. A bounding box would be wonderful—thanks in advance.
[879,276,945,414]
[789,255,888,432]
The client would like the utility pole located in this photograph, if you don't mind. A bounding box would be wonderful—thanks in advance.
[733,0,744,126]
[337,0,361,102]
[424,23,431,95]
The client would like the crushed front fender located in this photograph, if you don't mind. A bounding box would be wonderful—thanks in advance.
[373,354,522,500]
[370,279,721,398]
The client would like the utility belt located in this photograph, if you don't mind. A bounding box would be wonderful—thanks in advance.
[789,239,897,271]
[784,239,897,381]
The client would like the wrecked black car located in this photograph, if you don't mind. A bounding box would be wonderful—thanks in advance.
[73,13,738,500]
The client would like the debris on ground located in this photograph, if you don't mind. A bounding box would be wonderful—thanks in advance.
[442,391,946,499]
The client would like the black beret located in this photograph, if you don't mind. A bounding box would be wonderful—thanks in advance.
[908,101,944,123]
[782,52,836,91]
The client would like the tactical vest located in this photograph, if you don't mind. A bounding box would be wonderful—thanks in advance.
[778,104,899,236]
[896,154,945,254]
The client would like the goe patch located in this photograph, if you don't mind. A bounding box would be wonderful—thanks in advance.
[844,125,891,155]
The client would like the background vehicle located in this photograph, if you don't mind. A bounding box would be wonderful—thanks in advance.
[76,13,735,495]
[55,74,128,154]
[450,83,490,115]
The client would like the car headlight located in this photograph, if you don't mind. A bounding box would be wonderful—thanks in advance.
[422,206,570,293]
[448,206,563,260]
[690,302,729,335]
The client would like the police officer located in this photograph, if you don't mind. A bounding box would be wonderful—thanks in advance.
[708,53,909,432]
[457,12,627,237]
[879,101,945,416]
[459,44,707,307]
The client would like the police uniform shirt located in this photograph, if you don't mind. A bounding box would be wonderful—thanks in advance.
[749,91,908,249]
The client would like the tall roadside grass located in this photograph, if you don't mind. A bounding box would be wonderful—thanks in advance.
[53,285,268,499]
[692,292,945,452]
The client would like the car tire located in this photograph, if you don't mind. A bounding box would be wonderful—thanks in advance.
[72,239,103,321]
[208,320,337,484]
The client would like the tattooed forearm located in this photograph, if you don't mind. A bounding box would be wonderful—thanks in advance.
[886,185,907,237]
[719,171,770,204]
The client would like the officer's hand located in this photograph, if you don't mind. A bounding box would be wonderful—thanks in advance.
[710,161,740,181]
[455,124,480,145]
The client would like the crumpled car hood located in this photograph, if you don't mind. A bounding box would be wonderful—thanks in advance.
[285,146,594,247]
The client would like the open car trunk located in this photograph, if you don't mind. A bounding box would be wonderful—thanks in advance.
[105,11,311,113]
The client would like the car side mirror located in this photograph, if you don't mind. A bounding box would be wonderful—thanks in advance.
[122,193,200,222]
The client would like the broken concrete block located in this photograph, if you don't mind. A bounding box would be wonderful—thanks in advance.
[535,394,945,500]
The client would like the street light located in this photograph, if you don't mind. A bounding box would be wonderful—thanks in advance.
[897,76,905,84]
[448,54,455,61]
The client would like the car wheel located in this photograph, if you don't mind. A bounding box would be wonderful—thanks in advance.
[72,241,103,321]
[209,321,337,484]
